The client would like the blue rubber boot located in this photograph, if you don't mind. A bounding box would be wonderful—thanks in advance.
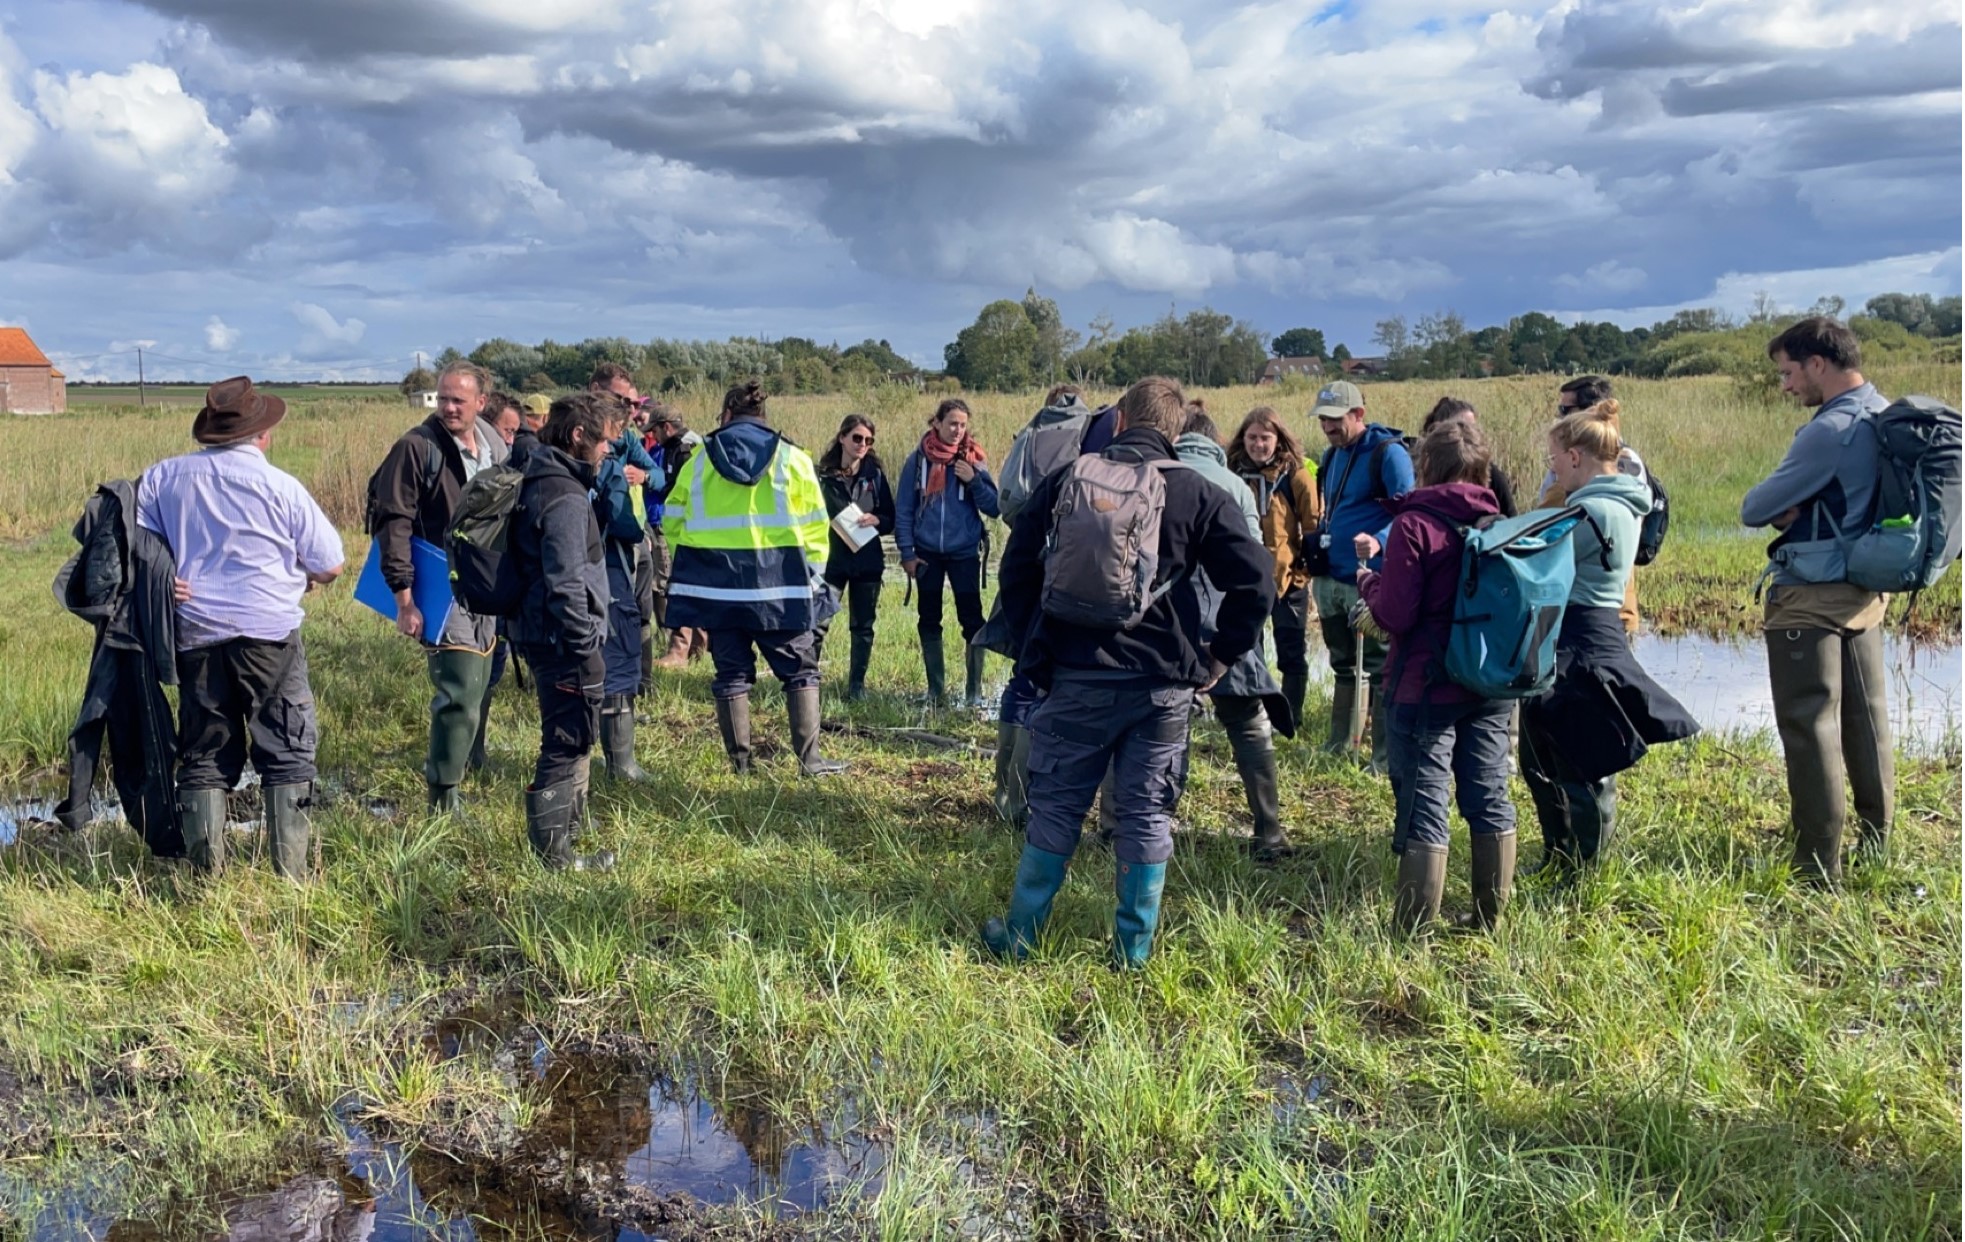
[1111,859,1168,970]
[980,844,1072,961]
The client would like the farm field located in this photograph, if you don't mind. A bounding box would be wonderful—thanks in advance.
[61,383,400,408]
[0,372,1958,1239]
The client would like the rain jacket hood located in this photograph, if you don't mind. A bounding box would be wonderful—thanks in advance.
[705,417,783,487]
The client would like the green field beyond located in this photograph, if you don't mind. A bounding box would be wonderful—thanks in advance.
[0,374,1958,1239]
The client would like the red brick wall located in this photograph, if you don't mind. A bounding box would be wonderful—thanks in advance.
[0,366,62,414]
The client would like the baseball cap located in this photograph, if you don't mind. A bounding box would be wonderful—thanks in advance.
[521,393,552,415]
[1310,381,1364,421]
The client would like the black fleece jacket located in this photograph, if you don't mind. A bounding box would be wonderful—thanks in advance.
[508,446,609,658]
[999,426,1273,689]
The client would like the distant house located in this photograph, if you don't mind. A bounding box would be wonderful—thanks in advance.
[1257,356,1323,386]
[1340,356,1388,378]
[411,389,438,409]
[0,328,67,414]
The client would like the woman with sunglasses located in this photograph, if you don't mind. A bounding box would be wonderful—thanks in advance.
[896,399,1000,706]
[817,415,896,700]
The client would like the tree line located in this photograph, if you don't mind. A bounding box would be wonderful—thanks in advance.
[401,291,1962,396]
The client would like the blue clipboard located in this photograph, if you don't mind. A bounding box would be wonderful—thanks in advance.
[354,536,454,639]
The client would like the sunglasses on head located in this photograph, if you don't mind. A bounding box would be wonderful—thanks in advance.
[848,432,874,445]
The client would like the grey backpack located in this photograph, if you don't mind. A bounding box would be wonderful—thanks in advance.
[1040,450,1188,629]
[1000,400,1094,523]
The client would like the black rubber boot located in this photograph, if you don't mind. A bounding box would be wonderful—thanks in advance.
[601,694,650,783]
[176,787,227,874]
[1219,697,1289,861]
[525,782,614,872]
[847,628,875,701]
[1455,830,1516,931]
[716,695,753,774]
[1324,680,1358,756]
[964,644,986,707]
[1280,668,1308,741]
[265,784,312,881]
[789,687,848,776]
[1393,841,1448,932]
[922,640,946,707]
[992,721,1031,827]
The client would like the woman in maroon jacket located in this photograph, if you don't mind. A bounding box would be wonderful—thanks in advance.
[1355,419,1517,933]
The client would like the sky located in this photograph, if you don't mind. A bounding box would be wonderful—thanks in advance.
[0,0,1958,382]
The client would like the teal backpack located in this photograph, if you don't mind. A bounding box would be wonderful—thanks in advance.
[1405,504,1603,699]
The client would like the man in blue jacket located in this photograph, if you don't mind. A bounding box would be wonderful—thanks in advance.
[587,363,663,782]
[1308,381,1413,772]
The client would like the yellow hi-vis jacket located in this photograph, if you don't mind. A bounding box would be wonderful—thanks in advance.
[662,419,831,632]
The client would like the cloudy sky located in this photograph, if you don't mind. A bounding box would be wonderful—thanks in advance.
[0,0,1957,381]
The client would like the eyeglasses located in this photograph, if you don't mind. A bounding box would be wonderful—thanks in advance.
[848,432,875,445]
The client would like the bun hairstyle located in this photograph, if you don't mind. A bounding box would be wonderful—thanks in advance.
[1417,417,1492,488]
[1421,396,1476,433]
[722,379,768,422]
[1547,399,1623,463]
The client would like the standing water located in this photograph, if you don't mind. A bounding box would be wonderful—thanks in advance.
[1633,633,1960,755]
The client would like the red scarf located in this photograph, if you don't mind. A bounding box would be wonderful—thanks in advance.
[919,430,987,495]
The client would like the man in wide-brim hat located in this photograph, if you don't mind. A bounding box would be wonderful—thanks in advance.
[136,376,345,878]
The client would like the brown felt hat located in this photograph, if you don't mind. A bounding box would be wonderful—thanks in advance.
[192,376,287,445]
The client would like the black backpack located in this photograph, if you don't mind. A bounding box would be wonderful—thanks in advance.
[446,465,527,616]
[1634,463,1670,567]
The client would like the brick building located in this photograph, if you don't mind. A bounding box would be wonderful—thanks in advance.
[0,329,67,414]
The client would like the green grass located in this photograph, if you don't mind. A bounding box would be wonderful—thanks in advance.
[0,376,1958,1237]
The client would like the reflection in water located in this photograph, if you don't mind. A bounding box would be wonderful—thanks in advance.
[15,1051,886,1241]
[1633,634,1960,753]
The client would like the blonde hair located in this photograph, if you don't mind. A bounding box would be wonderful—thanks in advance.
[1547,399,1622,463]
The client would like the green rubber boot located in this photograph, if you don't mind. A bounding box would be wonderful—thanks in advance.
[265,784,312,881]
[980,843,1072,961]
[176,787,227,874]
[1111,858,1168,970]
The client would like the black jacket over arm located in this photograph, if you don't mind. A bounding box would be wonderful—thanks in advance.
[998,426,1273,690]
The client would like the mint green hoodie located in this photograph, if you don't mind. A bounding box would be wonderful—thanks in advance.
[1566,472,1651,609]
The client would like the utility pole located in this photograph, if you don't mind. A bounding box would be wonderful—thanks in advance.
[137,347,145,408]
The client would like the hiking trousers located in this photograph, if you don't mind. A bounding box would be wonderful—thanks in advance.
[1025,675,1195,866]
[708,627,823,700]
[1388,697,1515,853]
[177,631,319,791]
[519,644,603,789]
[915,551,985,645]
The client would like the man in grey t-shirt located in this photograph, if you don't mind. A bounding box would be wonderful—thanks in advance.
[1741,316,1892,885]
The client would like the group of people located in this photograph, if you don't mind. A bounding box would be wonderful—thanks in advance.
[68,314,1903,967]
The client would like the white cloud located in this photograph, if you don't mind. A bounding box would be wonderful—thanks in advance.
[0,0,1951,376]
[203,315,239,350]
[1557,260,1649,294]
[1556,246,1963,326]
[31,62,231,199]
[290,302,366,345]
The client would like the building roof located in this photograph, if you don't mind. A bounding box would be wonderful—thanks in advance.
[0,328,53,368]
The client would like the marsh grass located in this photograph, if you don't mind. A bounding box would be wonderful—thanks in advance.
[0,377,1958,1237]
